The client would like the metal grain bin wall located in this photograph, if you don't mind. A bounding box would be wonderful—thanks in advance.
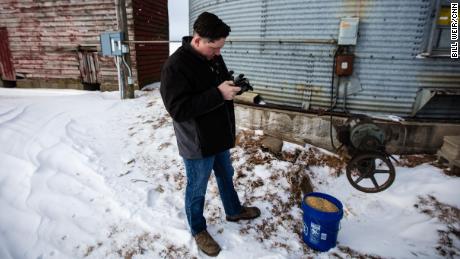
[190,0,460,119]
[0,0,168,90]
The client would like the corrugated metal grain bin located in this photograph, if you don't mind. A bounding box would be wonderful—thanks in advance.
[190,0,460,120]
[0,0,168,91]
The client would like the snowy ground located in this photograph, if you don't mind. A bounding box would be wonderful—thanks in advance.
[0,88,459,259]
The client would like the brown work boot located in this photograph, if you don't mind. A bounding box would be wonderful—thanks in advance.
[194,230,221,257]
[226,206,261,222]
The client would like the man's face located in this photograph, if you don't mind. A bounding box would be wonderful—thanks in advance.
[194,36,226,60]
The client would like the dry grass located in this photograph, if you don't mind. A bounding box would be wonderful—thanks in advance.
[333,246,384,259]
[295,147,347,177]
[109,232,194,259]
[157,142,172,150]
[397,154,437,168]
[415,195,460,258]
[152,115,171,130]
[232,130,314,247]
[397,154,460,177]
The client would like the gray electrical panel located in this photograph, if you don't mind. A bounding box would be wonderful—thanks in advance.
[338,18,360,45]
[100,32,124,56]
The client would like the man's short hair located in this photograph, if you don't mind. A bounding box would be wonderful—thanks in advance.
[193,12,231,41]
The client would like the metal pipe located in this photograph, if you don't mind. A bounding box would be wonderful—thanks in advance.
[426,0,441,55]
[227,38,337,44]
[121,55,133,85]
[123,40,182,44]
[121,55,132,78]
[114,56,124,99]
[124,38,337,45]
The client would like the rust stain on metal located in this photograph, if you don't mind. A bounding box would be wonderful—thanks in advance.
[295,84,307,92]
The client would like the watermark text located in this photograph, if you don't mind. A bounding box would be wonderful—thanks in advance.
[452,3,458,58]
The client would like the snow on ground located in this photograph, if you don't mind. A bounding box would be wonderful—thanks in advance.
[0,88,459,259]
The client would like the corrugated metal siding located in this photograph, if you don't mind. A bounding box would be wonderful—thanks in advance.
[132,0,169,87]
[190,0,460,119]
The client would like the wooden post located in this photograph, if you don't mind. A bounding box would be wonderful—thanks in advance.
[115,0,134,99]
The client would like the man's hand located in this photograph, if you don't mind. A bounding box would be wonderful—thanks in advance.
[217,81,241,100]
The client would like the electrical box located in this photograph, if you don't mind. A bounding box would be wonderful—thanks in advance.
[100,32,124,56]
[335,54,354,76]
[338,18,359,45]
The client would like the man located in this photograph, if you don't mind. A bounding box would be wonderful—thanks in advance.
[160,12,261,257]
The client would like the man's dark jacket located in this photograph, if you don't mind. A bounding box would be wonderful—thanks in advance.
[160,37,236,159]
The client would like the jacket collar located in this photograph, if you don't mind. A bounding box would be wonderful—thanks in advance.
[182,36,209,62]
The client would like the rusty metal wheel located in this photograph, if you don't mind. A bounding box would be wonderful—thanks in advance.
[346,152,395,193]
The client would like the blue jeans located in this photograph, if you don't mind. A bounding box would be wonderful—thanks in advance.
[183,149,242,236]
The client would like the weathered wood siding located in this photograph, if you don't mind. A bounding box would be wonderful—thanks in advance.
[0,0,168,90]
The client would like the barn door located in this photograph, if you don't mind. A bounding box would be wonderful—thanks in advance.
[77,47,100,90]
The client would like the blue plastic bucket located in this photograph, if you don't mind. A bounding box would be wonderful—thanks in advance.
[301,192,343,252]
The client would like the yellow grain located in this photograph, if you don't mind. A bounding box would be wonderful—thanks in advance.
[305,196,339,212]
